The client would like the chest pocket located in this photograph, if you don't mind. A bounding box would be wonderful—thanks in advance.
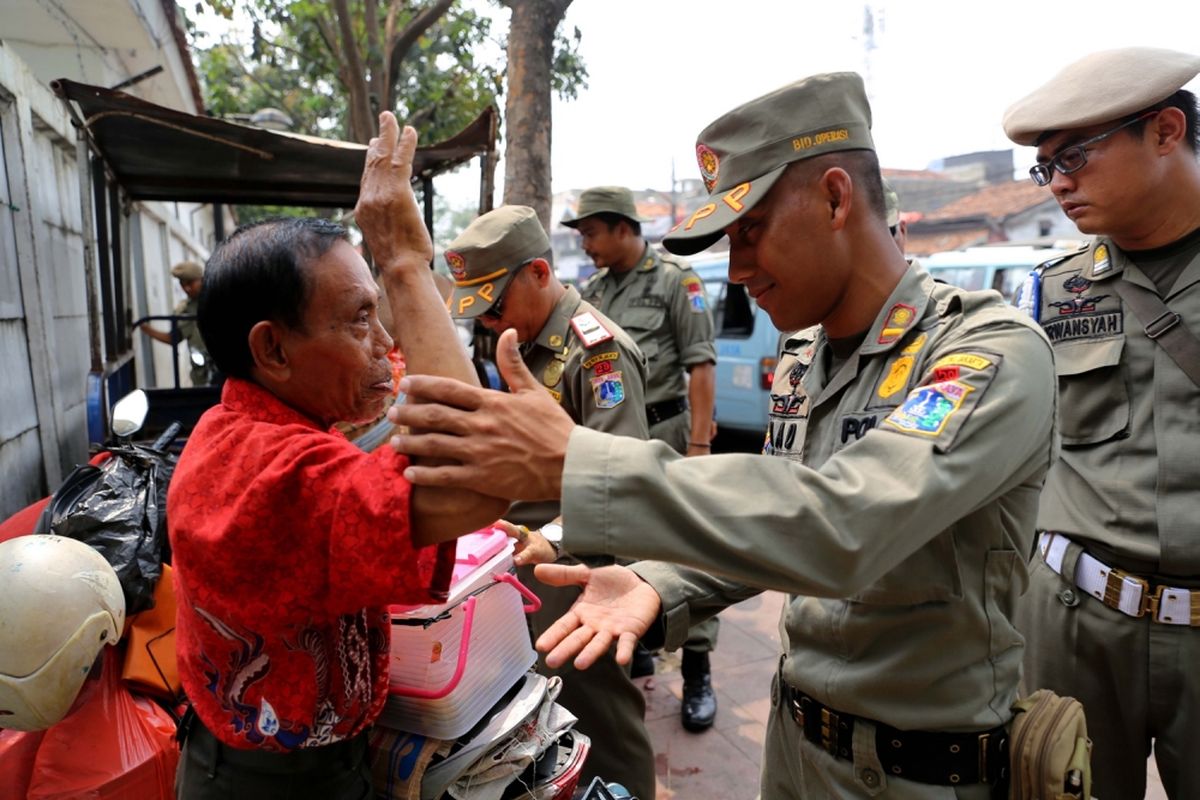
[618,305,666,358]
[1054,337,1129,446]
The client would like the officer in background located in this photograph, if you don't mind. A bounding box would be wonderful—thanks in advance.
[884,179,907,255]
[445,205,657,800]
[388,71,1057,799]
[139,260,216,385]
[1004,47,1200,799]
[565,186,721,732]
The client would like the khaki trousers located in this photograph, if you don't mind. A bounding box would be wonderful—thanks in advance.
[1017,557,1200,800]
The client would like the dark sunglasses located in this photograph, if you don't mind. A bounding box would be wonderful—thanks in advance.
[480,259,535,321]
[1028,112,1157,187]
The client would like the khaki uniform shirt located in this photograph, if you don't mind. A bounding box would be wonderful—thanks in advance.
[507,286,648,531]
[562,264,1057,732]
[580,245,716,405]
[1023,238,1200,576]
[174,296,213,385]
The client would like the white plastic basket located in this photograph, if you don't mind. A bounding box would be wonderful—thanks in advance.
[382,531,540,739]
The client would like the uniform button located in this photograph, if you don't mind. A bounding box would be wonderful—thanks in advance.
[1058,588,1079,607]
[860,768,880,788]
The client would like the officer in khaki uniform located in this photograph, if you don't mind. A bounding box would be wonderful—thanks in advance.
[139,261,216,385]
[566,186,722,731]
[391,72,1058,799]
[445,205,657,800]
[1004,47,1200,799]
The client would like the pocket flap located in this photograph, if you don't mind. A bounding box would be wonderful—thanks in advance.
[1053,336,1123,377]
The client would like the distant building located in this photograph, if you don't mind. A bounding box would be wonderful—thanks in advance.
[903,180,1079,257]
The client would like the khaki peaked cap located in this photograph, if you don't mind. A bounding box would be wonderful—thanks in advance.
[883,180,900,228]
[664,72,875,256]
[171,261,204,281]
[1003,47,1200,146]
[446,205,549,319]
[561,186,648,228]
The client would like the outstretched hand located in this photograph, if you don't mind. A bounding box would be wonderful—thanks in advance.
[388,328,576,501]
[354,111,433,274]
[532,563,662,670]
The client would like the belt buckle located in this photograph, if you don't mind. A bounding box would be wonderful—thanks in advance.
[820,707,839,754]
[1143,585,1165,620]
[1103,568,1148,616]
[789,691,805,727]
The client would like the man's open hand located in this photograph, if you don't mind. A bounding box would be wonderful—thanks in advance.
[533,563,662,670]
[354,111,433,274]
[389,328,576,500]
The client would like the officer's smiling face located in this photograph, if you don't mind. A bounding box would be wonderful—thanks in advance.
[723,168,848,332]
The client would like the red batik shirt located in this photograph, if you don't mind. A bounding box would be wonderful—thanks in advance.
[168,378,437,751]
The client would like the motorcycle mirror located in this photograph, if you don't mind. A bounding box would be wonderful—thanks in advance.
[110,389,149,438]
[190,350,206,368]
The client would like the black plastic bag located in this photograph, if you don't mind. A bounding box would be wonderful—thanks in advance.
[38,444,175,615]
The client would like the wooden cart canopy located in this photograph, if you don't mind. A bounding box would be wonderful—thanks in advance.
[52,78,498,208]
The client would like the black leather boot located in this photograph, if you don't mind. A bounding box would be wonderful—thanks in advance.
[680,649,716,732]
[630,642,656,678]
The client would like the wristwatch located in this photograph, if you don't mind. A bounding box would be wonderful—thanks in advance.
[540,522,564,559]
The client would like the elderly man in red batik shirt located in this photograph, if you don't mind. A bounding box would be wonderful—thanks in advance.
[168,114,507,799]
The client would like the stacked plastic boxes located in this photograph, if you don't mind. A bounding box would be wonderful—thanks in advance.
[380,529,537,739]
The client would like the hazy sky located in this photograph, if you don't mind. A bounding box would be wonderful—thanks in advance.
[436,0,1200,207]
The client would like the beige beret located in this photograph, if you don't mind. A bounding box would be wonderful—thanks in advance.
[1003,47,1200,146]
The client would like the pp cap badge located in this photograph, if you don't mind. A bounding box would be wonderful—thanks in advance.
[664,71,876,256]
[447,205,550,319]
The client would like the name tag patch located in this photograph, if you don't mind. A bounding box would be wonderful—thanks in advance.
[1041,311,1123,343]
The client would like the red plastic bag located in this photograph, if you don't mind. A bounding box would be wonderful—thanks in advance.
[0,646,179,800]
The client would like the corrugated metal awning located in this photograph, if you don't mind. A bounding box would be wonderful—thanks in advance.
[52,78,497,208]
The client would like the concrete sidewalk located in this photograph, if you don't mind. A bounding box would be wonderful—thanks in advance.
[634,590,1167,799]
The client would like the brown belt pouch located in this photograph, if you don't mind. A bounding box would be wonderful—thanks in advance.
[1007,689,1092,800]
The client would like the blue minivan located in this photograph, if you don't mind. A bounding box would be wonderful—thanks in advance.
[692,255,780,435]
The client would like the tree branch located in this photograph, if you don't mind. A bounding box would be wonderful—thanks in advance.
[332,0,375,141]
[384,0,455,111]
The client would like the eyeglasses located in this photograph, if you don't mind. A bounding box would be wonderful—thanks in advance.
[480,259,534,321]
[1028,112,1156,186]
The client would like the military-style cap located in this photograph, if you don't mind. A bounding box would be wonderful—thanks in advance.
[883,180,900,228]
[1003,47,1200,146]
[663,72,875,256]
[561,186,648,228]
[171,261,203,281]
[446,205,549,319]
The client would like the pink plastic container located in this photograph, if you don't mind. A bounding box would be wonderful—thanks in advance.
[381,529,539,739]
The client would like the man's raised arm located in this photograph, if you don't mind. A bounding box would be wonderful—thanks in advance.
[354,111,507,543]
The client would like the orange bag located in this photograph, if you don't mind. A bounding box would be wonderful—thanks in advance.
[121,563,181,700]
[0,647,179,800]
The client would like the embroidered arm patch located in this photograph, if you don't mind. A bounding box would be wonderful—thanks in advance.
[881,351,1000,451]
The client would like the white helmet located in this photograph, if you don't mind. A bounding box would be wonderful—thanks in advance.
[0,535,125,731]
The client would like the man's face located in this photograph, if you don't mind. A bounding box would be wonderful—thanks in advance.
[575,218,624,269]
[477,265,541,342]
[279,240,396,426]
[1035,118,1154,235]
[722,177,847,332]
[180,278,202,298]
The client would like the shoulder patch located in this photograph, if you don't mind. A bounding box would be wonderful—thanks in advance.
[570,311,615,348]
[682,275,708,313]
[878,303,919,345]
[590,370,625,408]
[883,380,974,437]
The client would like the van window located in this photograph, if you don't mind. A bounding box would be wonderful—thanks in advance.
[992,267,1031,302]
[931,266,988,291]
[702,277,755,339]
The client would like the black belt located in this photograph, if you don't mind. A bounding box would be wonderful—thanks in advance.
[646,397,688,426]
[783,684,1008,786]
[182,708,368,775]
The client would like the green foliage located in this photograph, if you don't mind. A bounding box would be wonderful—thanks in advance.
[187,1,507,144]
[551,24,587,101]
